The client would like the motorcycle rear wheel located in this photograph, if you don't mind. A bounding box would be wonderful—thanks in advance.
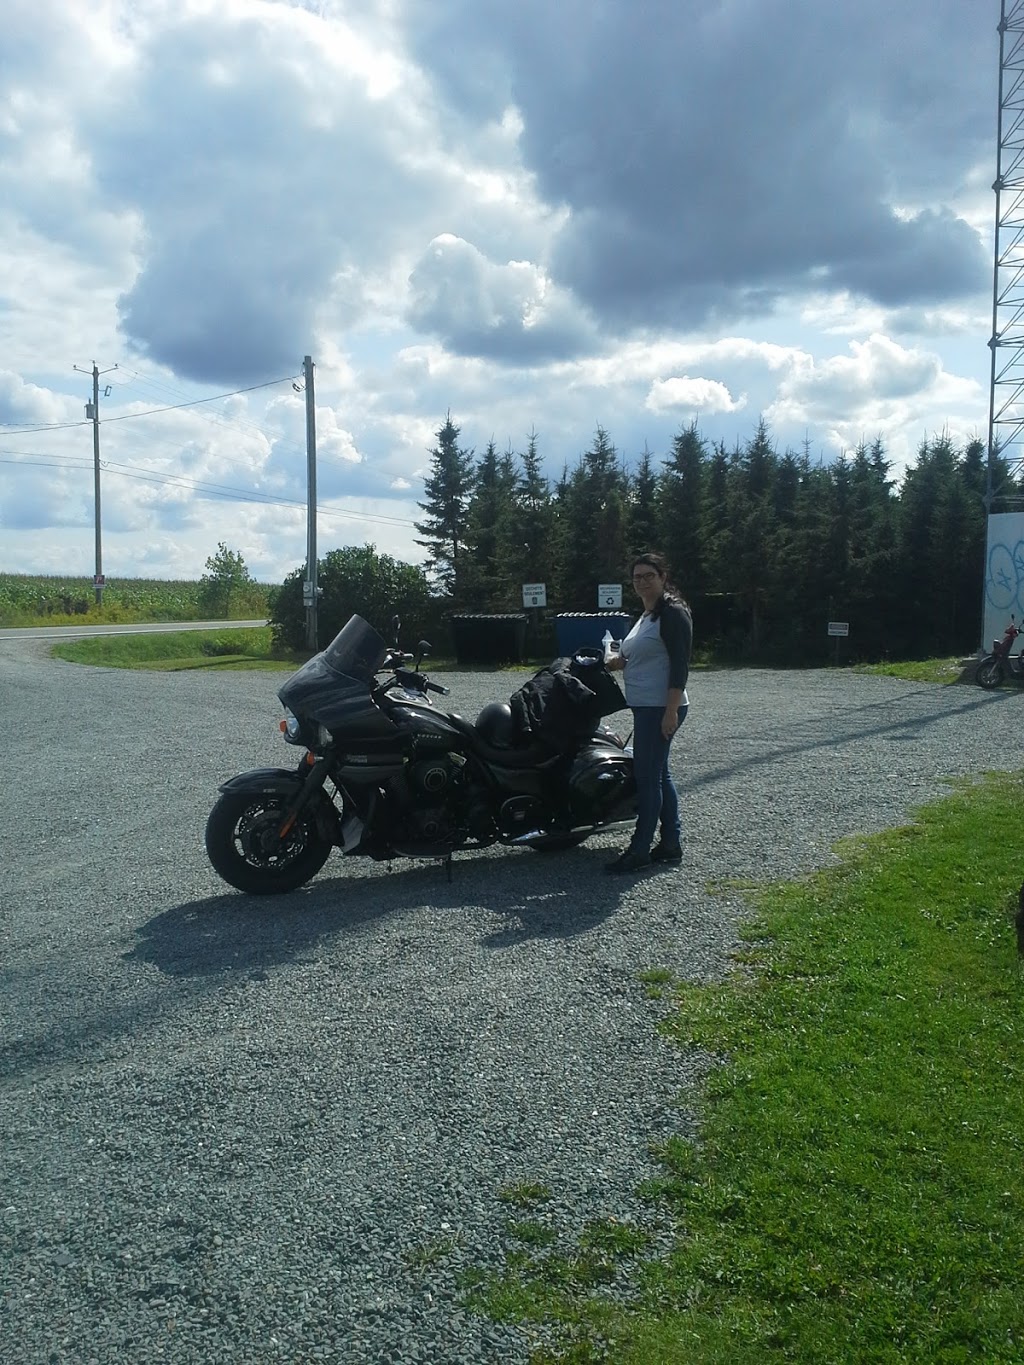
[975,658,1005,690]
[205,791,332,894]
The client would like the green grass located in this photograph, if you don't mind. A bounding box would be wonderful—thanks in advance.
[470,772,1024,1363]
[45,639,976,686]
[499,1182,555,1208]
[27,619,972,685]
[45,629,539,673]
[852,656,970,684]
[403,1233,464,1268]
[49,627,298,671]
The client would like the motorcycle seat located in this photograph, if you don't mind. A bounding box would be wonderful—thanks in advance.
[470,734,561,769]
[443,709,559,769]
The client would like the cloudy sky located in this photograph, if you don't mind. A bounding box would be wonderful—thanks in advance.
[0,0,1000,584]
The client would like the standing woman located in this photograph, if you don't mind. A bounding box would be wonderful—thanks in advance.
[604,552,691,874]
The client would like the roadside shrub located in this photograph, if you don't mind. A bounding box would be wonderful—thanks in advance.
[271,545,436,654]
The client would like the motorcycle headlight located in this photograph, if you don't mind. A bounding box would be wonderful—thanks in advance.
[280,708,302,742]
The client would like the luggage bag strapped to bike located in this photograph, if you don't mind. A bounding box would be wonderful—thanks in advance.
[508,648,627,751]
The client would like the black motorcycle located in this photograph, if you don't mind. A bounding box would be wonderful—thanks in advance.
[205,615,636,894]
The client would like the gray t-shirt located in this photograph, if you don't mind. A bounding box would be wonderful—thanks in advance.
[620,614,690,708]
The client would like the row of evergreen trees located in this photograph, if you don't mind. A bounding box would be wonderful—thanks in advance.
[413,415,1022,663]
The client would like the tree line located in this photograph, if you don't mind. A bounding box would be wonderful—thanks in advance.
[411,414,1021,663]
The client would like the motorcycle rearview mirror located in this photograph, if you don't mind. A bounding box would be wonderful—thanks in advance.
[415,639,431,668]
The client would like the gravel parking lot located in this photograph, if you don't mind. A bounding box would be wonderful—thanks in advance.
[1,639,1020,1364]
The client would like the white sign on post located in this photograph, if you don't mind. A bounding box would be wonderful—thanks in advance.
[597,583,622,609]
[522,582,547,608]
[827,621,849,637]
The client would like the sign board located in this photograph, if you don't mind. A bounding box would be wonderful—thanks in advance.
[597,583,622,609]
[827,621,849,637]
[94,575,105,586]
[522,582,547,609]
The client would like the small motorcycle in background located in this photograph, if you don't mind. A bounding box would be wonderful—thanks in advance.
[975,614,1024,689]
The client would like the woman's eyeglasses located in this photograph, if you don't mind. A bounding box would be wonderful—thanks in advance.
[632,571,658,583]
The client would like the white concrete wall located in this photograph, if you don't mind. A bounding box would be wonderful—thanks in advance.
[982,511,1024,652]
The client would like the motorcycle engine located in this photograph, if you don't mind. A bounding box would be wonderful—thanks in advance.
[400,804,457,845]
[384,756,464,854]
[406,756,455,796]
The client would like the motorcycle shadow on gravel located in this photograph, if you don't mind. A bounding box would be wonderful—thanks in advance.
[127,844,630,977]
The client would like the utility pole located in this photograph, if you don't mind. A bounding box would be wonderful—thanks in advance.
[302,354,319,651]
[74,360,118,606]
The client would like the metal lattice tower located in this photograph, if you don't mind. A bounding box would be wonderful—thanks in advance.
[987,0,1024,510]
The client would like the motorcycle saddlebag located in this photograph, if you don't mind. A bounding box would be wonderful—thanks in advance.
[567,743,636,823]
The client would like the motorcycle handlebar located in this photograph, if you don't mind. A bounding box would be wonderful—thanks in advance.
[386,667,450,697]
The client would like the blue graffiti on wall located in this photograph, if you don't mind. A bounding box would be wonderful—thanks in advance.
[985,538,1024,613]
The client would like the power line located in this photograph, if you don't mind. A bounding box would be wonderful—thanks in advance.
[0,373,300,436]
[100,374,302,424]
[0,419,89,434]
[112,366,292,443]
[0,451,419,528]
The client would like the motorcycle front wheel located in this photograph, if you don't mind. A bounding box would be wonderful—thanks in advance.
[975,657,1005,690]
[205,791,333,894]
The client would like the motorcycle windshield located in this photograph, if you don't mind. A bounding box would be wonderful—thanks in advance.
[277,615,390,728]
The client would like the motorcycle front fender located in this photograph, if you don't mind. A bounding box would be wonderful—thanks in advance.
[217,768,305,797]
[216,768,343,846]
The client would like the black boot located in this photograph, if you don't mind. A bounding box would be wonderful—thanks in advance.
[604,849,651,874]
[650,841,682,864]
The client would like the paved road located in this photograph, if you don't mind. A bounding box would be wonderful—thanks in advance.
[0,619,267,641]
[1,636,1020,1364]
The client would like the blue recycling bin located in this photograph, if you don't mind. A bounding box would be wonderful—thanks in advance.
[554,612,633,656]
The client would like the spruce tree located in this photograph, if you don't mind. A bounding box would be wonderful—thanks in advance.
[414,414,475,602]
[845,439,899,658]
[658,421,707,597]
[463,439,504,609]
[626,446,659,562]
[553,427,629,609]
[491,442,549,610]
[720,420,779,652]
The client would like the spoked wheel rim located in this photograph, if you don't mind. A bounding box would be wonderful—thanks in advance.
[233,800,311,870]
[976,660,1004,689]
[206,790,333,894]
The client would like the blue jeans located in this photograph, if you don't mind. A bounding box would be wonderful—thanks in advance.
[628,705,687,854]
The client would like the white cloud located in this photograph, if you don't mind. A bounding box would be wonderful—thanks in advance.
[765,333,985,467]
[645,377,746,417]
[0,0,1001,582]
[0,371,73,425]
[406,233,595,360]
[770,333,971,420]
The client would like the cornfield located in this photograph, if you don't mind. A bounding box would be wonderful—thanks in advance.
[0,574,277,627]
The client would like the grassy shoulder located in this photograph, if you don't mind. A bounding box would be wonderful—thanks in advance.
[46,631,975,684]
[465,773,1024,1363]
[47,627,527,673]
[852,656,972,684]
[49,627,298,671]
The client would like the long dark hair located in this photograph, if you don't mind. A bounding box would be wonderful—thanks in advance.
[629,551,689,620]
